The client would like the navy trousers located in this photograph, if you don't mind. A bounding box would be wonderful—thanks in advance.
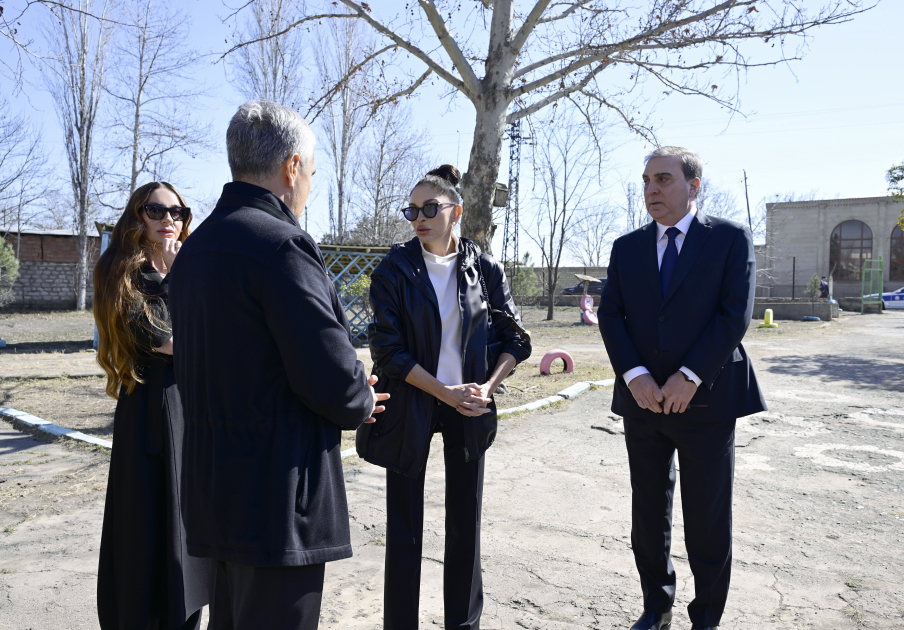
[624,415,736,628]
[207,561,325,630]
[384,400,485,630]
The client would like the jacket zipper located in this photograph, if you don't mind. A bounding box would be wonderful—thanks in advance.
[460,255,472,465]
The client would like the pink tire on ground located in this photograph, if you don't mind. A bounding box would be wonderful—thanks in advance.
[581,310,598,325]
[540,349,575,375]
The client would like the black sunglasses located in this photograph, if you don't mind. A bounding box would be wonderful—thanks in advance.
[400,202,457,222]
[143,203,190,222]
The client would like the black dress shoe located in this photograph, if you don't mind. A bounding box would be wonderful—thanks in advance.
[629,610,672,630]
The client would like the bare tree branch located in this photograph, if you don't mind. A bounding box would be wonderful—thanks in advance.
[417,0,479,94]
[106,0,213,198]
[222,0,872,254]
[511,0,554,53]
[576,90,657,145]
[362,69,432,115]
[335,0,468,95]
[537,1,592,25]
[218,13,353,61]
[508,59,612,123]
[43,0,115,310]
[305,44,396,121]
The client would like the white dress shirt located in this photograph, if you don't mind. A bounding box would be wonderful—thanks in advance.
[623,207,702,387]
[421,240,463,387]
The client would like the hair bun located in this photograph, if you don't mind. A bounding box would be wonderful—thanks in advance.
[427,164,461,187]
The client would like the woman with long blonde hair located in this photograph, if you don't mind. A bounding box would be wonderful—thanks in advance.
[94,181,210,630]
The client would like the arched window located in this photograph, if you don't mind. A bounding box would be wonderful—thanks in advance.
[891,225,904,281]
[829,220,872,280]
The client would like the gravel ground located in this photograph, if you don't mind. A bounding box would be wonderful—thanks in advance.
[0,305,615,442]
[0,310,95,347]
[1,311,902,629]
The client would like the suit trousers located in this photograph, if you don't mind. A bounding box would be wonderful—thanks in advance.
[384,399,485,630]
[623,415,736,628]
[207,561,325,630]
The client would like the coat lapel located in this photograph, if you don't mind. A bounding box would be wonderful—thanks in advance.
[662,212,712,306]
[642,221,663,304]
[395,239,439,308]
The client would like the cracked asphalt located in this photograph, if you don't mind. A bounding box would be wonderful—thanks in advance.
[1,311,902,629]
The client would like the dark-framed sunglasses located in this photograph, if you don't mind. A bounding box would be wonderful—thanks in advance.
[143,203,190,222]
[400,202,457,222]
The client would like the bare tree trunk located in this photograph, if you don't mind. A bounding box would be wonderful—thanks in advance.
[460,1,514,254]
[460,100,508,253]
[45,0,113,311]
[129,68,142,197]
[313,13,373,245]
[107,0,211,201]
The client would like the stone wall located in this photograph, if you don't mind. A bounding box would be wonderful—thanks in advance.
[763,196,904,299]
[2,232,100,310]
[9,261,96,309]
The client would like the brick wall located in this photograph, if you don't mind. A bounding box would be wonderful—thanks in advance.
[1,232,100,309]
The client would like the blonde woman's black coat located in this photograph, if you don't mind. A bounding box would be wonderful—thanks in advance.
[97,265,210,630]
[357,237,531,478]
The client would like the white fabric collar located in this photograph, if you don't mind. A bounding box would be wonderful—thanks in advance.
[420,235,459,264]
[656,205,697,241]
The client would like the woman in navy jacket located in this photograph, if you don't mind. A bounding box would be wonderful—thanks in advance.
[357,165,531,629]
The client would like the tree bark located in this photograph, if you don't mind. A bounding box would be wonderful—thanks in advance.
[460,100,508,254]
[460,1,514,255]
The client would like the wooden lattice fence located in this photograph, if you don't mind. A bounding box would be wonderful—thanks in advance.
[319,244,390,346]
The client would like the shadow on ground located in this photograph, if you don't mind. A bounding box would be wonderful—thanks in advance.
[763,353,904,390]
[0,427,46,455]
[0,340,93,354]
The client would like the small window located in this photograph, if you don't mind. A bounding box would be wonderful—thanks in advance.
[829,220,873,280]
[891,225,904,281]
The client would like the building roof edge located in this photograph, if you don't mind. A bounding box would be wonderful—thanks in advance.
[766,195,903,210]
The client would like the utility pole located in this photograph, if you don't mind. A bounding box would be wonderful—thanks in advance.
[502,120,528,283]
[743,169,753,232]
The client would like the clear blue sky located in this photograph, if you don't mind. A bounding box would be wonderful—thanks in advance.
[4,0,901,262]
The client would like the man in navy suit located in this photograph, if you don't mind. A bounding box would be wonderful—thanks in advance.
[598,147,766,630]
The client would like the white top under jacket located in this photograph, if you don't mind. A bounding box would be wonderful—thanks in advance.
[421,240,464,387]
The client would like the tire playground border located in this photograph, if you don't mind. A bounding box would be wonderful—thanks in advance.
[1,378,616,457]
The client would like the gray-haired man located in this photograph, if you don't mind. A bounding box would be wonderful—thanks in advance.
[169,101,388,629]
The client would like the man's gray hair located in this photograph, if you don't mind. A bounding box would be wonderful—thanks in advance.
[644,146,703,182]
[227,100,316,181]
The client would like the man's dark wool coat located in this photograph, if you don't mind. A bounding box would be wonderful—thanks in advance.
[598,211,766,421]
[168,181,373,567]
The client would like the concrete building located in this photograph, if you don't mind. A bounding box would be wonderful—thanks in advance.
[762,196,904,298]
[1,227,101,309]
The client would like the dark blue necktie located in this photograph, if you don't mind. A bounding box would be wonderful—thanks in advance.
[660,226,680,296]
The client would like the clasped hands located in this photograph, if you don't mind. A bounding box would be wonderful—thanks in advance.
[442,383,492,417]
[628,372,697,414]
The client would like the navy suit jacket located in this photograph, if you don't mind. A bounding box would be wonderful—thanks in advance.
[598,212,766,422]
